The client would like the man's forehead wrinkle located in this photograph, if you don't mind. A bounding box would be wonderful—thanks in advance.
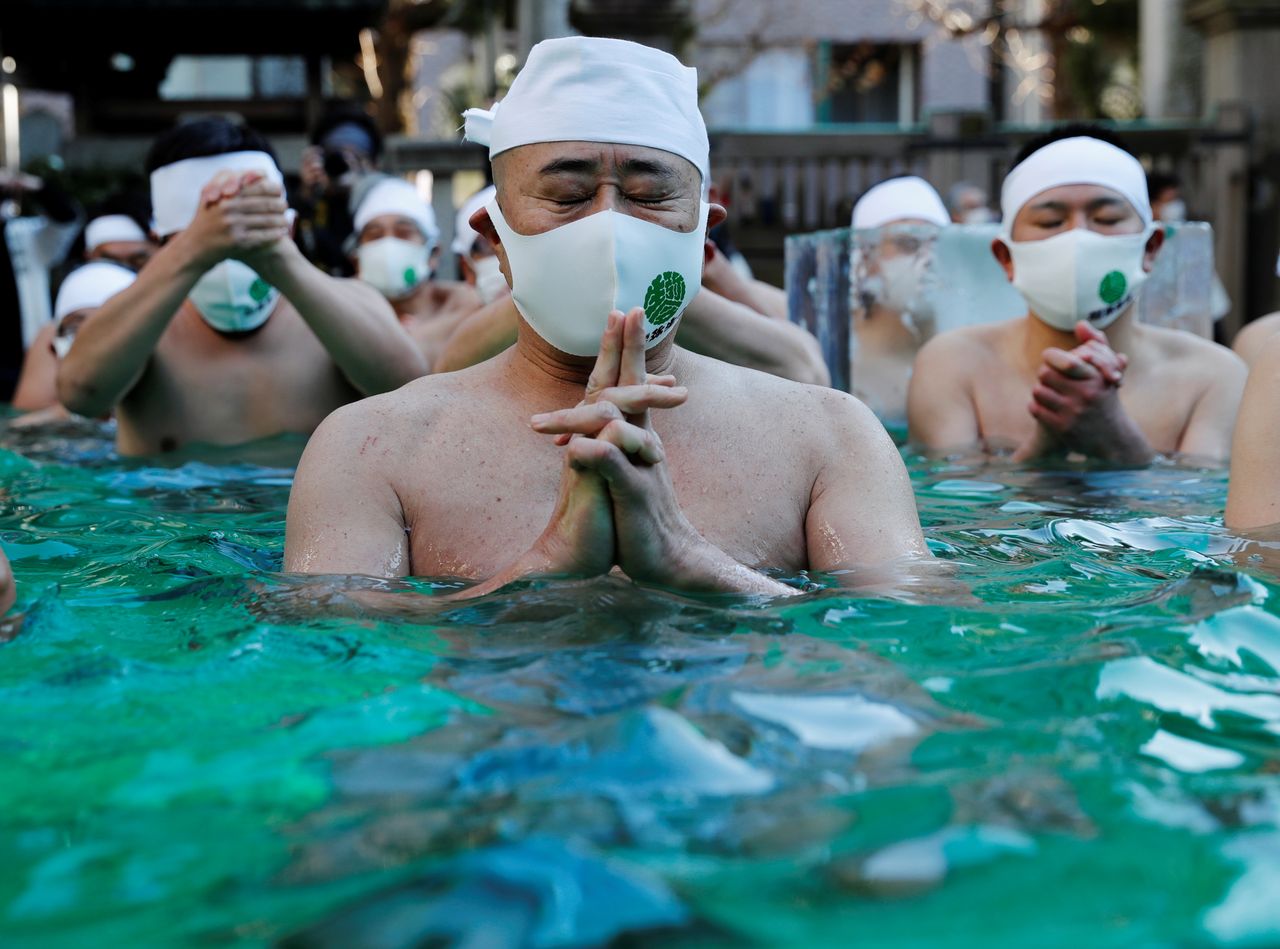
[538,156,601,176]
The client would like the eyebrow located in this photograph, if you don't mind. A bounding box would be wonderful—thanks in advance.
[1027,196,1129,213]
[537,156,682,181]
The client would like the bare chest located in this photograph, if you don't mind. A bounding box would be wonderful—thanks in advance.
[971,364,1197,454]
[118,314,355,453]
[398,413,813,578]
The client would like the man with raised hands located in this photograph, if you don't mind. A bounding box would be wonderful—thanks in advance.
[58,118,426,455]
[908,127,1244,464]
[284,36,926,596]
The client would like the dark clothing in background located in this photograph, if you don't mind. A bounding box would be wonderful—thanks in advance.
[1,182,80,402]
[294,187,357,278]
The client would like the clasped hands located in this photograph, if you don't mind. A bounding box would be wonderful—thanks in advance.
[1018,320,1133,460]
[523,307,710,587]
[177,170,292,271]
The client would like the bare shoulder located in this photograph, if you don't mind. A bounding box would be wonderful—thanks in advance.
[915,321,1008,369]
[1141,324,1245,382]
[305,361,493,461]
[681,349,889,454]
[1233,312,1280,366]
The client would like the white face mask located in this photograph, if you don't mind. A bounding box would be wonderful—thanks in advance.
[1157,199,1187,223]
[357,237,431,301]
[486,197,708,357]
[189,260,279,333]
[961,207,997,225]
[1005,228,1154,332]
[470,254,508,304]
[876,255,926,314]
[52,334,74,360]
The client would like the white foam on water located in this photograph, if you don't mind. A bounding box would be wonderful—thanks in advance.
[731,692,919,752]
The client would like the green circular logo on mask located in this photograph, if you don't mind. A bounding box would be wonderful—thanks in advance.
[249,278,272,302]
[643,271,686,325]
[403,267,418,287]
[1098,270,1128,304]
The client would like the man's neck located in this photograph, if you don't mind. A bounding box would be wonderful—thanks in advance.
[390,282,434,320]
[1021,307,1139,367]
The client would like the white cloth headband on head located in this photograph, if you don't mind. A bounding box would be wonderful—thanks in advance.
[852,176,950,230]
[150,151,283,237]
[1000,136,1152,238]
[85,214,148,251]
[54,261,137,323]
[451,184,496,256]
[463,36,710,183]
[353,177,439,247]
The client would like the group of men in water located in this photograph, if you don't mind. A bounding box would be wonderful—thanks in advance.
[3,34,1280,610]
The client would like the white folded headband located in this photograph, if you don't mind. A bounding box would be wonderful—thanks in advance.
[852,176,950,230]
[1001,136,1152,238]
[54,261,137,323]
[463,36,710,183]
[85,214,149,251]
[150,151,284,238]
[353,177,439,247]
[451,185,496,256]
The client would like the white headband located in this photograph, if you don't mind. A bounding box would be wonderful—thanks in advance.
[464,36,710,182]
[54,261,137,323]
[353,177,439,247]
[85,214,149,251]
[451,184,496,256]
[150,151,284,237]
[852,176,950,230]
[1001,136,1152,238]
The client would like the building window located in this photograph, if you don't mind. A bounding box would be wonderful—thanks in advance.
[159,56,309,100]
[815,42,919,126]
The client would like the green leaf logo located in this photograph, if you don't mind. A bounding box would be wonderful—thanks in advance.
[1098,270,1127,305]
[643,271,687,325]
[249,278,272,302]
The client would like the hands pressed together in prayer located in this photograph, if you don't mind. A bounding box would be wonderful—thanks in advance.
[1016,321,1154,464]
[481,307,797,597]
[181,170,292,270]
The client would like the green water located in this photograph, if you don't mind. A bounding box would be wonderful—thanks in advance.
[2,417,1279,948]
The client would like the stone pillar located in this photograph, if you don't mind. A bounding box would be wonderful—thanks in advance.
[1187,0,1280,319]
[1141,0,1179,117]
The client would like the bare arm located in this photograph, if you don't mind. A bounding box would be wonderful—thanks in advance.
[702,245,789,320]
[434,297,519,373]
[58,170,289,417]
[807,390,930,576]
[677,289,830,386]
[12,324,59,412]
[0,548,13,614]
[1226,337,1280,530]
[284,404,410,575]
[57,230,211,417]
[906,334,981,453]
[1232,313,1280,368]
[251,241,426,393]
[1179,350,1247,462]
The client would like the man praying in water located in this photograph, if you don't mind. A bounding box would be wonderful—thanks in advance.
[57,119,426,455]
[351,177,484,371]
[850,176,950,425]
[908,128,1244,463]
[285,36,927,596]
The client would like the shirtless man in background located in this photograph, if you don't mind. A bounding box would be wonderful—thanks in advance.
[909,129,1243,464]
[351,176,483,370]
[285,37,925,596]
[58,119,426,455]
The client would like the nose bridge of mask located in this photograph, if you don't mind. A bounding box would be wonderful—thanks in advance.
[486,197,619,352]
